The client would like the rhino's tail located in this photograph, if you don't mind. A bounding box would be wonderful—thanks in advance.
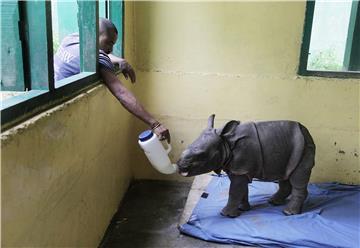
[298,123,316,153]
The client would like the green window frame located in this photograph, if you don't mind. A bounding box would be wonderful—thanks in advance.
[1,2,25,91]
[298,0,360,78]
[99,0,124,57]
[1,0,124,131]
[109,0,124,57]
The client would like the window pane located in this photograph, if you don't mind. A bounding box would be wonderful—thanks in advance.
[307,0,353,71]
[52,0,81,83]
[0,1,25,92]
[99,0,107,18]
[109,0,123,57]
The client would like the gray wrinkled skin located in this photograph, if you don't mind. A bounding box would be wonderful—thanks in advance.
[177,114,316,217]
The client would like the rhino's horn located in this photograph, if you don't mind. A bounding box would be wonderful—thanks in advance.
[207,114,215,129]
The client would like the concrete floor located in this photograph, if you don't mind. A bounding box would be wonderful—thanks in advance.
[99,179,246,248]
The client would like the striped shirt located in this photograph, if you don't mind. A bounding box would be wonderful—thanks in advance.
[99,50,114,72]
[54,33,115,81]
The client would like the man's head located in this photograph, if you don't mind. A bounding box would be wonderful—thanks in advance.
[99,18,118,54]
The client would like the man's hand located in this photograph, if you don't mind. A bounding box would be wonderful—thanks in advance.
[108,54,136,83]
[119,60,136,84]
[152,122,171,143]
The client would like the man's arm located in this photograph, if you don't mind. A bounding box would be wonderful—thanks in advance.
[108,53,123,65]
[100,68,170,142]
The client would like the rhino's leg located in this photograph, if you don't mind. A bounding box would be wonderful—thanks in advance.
[221,174,249,217]
[269,180,292,205]
[284,140,315,215]
[239,185,250,211]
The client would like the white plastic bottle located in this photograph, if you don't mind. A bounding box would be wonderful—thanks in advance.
[138,130,178,174]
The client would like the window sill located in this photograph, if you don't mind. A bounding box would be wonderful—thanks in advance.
[1,72,100,131]
[298,70,360,79]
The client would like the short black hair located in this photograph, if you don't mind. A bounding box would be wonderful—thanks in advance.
[99,18,118,35]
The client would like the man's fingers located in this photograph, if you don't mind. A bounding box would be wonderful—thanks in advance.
[122,67,136,84]
[123,71,129,80]
[159,134,170,143]
[161,130,171,143]
[119,62,136,83]
[153,124,170,143]
[128,68,136,83]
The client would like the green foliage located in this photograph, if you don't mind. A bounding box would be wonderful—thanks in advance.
[53,38,60,54]
[308,48,343,71]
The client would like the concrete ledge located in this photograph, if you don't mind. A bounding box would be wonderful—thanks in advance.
[179,173,213,226]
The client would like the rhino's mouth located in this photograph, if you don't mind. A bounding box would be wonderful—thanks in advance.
[177,166,190,177]
[176,161,190,177]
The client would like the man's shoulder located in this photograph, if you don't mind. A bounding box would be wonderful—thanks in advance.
[99,50,115,72]
[60,33,80,48]
[99,50,110,57]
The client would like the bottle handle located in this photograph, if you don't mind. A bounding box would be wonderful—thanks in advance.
[164,141,172,154]
[156,133,172,154]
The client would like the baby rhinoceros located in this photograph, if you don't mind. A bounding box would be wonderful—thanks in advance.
[177,114,315,217]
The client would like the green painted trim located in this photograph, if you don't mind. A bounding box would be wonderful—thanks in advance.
[348,1,360,71]
[300,70,360,79]
[46,1,55,91]
[298,1,360,78]
[1,1,104,130]
[106,0,109,18]
[121,0,124,57]
[18,1,31,91]
[23,1,54,90]
[298,1,315,76]
[55,72,94,88]
[0,1,25,91]
[78,1,98,73]
[1,73,100,131]
[343,1,358,70]
[109,0,124,57]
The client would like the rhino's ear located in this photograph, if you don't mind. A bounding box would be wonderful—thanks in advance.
[219,120,240,136]
[207,114,215,129]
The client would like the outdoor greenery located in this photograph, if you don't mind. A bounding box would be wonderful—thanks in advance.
[53,35,60,54]
[308,48,343,71]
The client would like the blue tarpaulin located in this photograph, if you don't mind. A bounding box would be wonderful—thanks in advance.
[179,175,360,248]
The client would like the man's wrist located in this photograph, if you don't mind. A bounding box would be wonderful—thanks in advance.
[109,54,125,65]
[119,60,127,71]
[150,121,161,131]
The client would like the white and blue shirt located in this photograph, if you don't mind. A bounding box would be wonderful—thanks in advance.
[54,33,114,81]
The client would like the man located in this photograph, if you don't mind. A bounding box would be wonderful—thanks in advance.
[54,18,170,142]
